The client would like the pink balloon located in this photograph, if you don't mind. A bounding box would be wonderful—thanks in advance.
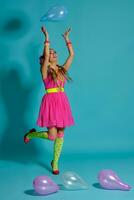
[33,176,59,195]
[98,170,132,191]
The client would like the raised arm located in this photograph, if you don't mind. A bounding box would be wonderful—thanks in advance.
[40,26,50,80]
[62,28,74,71]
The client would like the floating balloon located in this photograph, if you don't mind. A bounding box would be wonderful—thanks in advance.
[62,171,89,190]
[40,5,68,22]
[98,169,132,191]
[33,176,59,195]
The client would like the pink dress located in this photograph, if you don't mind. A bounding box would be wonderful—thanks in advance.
[36,73,75,128]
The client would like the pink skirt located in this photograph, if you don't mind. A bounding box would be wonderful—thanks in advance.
[36,92,75,128]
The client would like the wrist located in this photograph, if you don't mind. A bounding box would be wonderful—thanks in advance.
[44,39,50,45]
[66,40,72,46]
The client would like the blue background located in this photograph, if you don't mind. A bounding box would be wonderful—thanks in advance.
[0,0,134,199]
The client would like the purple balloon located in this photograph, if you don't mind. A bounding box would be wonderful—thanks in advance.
[40,5,68,22]
[98,170,132,191]
[33,176,59,195]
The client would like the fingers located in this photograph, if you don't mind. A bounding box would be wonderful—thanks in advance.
[68,27,72,32]
[41,26,48,33]
[63,27,72,37]
[41,26,49,38]
[41,26,46,32]
[65,27,72,33]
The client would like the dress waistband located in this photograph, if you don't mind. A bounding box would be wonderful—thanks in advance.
[45,87,64,93]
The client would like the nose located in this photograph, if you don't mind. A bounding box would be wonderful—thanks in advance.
[50,52,57,59]
[54,53,57,57]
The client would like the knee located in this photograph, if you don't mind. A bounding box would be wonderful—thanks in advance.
[48,127,57,140]
[48,134,57,140]
[57,128,65,138]
[57,132,64,138]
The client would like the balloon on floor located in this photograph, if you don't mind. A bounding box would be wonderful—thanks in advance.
[33,176,59,195]
[98,169,132,191]
[61,171,89,190]
[40,5,68,22]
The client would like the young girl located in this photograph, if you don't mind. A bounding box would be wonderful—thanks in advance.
[24,26,75,175]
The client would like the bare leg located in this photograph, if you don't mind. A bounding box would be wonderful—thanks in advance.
[47,126,58,140]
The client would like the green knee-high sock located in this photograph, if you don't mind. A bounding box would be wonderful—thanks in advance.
[53,137,64,170]
[27,131,49,140]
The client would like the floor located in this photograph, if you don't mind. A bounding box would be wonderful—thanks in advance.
[0,153,134,200]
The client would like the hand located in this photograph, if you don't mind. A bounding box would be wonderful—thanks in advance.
[41,26,49,39]
[62,27,72,40]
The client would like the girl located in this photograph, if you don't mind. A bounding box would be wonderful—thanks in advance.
[24,26,75,175]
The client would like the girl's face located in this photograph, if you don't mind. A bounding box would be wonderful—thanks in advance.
[49,49,57,63]
[39,49,57,65]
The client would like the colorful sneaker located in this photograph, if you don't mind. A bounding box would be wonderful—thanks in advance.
[24,128,36,144]
[51,160,60,175]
